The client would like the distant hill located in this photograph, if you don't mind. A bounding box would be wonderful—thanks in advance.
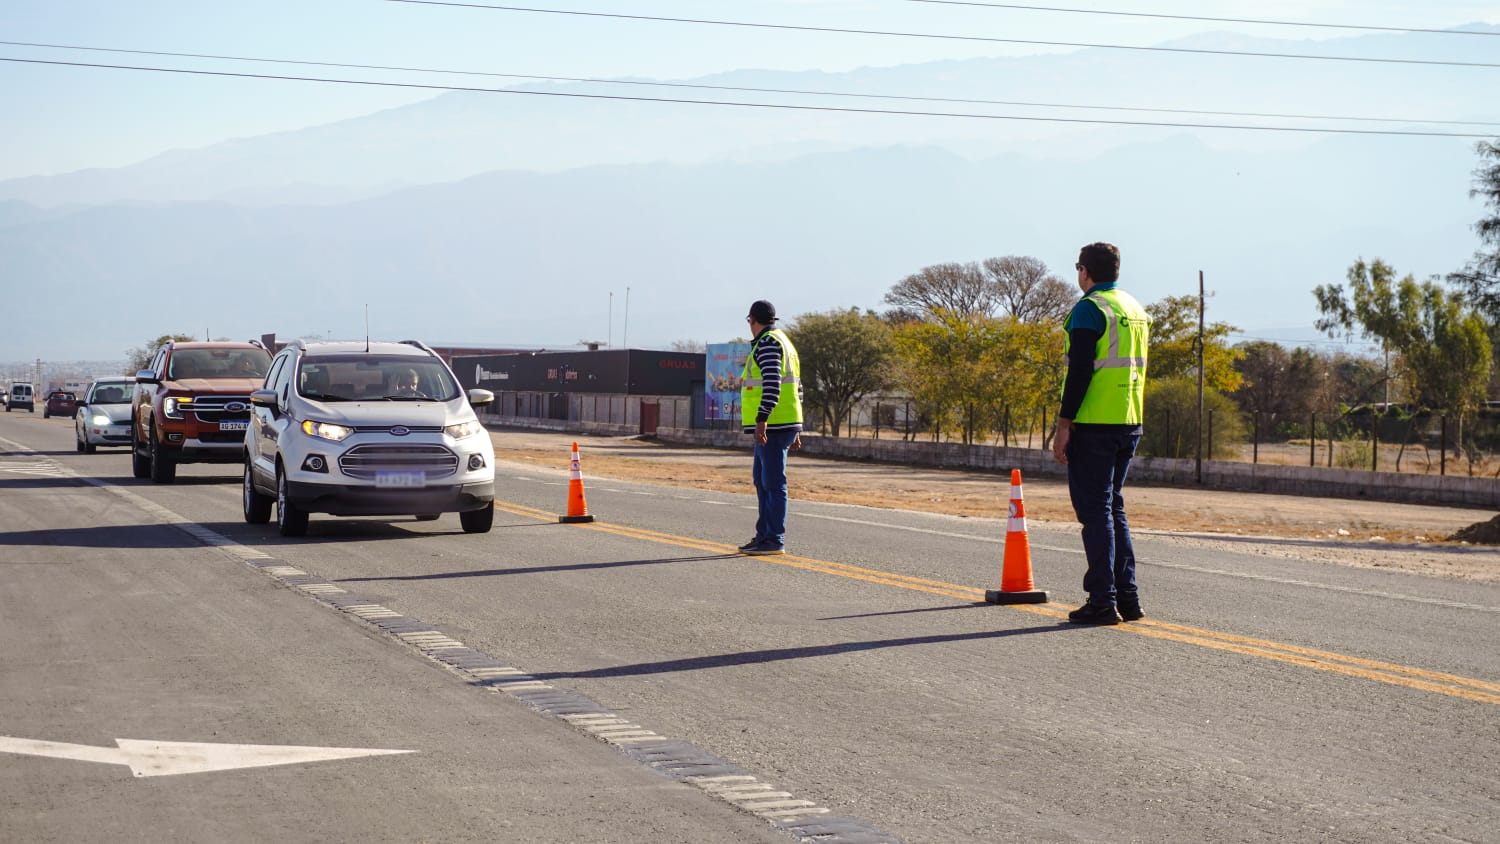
[1,137,1479,359]
[1,26,1495,206]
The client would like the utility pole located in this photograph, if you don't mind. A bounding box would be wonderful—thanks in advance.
[1195,271,1205,484]
[623,286,631,350]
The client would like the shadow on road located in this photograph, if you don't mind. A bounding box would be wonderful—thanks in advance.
[533,624,1074,680]
[819,603,1000,621]
[0,523,202,549]
[336,554,736,583]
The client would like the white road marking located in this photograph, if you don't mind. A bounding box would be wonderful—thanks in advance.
[0,735,412,778]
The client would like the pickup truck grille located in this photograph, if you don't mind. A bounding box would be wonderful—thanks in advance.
[339,444,458,480]
[190,396,253,423]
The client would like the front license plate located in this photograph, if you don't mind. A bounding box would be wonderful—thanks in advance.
[376,471,427,488]
[219,420,249,432]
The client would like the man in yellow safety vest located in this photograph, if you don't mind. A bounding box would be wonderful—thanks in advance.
[1052,242,1151,625]
[738,299,803,556]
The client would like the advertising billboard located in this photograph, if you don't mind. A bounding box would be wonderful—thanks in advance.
[705,343,750,422]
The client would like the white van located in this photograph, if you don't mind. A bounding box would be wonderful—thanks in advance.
[6,384,34,412]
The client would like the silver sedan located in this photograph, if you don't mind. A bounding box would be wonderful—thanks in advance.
[75,378,136,453]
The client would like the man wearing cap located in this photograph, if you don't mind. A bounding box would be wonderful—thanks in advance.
[1053,242,1151,625]
[739,299,803,556]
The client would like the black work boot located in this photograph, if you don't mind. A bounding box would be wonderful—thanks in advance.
[1117,597,1144,622]
[1067,602,1122,625]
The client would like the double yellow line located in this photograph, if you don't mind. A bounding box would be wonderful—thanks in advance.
[496,501,1500,707]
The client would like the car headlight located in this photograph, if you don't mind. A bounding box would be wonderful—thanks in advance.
[162,397,189,419]
[91,413,111,426]
[301,420,354,442]
[445,420,484,440]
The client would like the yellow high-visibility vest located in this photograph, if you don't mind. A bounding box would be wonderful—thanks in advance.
[1064,287,1150,424]
[741,328,804,427]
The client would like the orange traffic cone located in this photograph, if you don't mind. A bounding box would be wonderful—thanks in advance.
[985,469,1048,604]
[558,441,595,524]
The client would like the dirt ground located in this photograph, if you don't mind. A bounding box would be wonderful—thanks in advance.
[488,429,1500,584]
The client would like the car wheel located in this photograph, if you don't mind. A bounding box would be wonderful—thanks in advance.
[459,504,494,534]
[243,462,272,524]
[415,514,441,522]
[84,439,97,455]
[148,421,177,483]
[75,431,85,453]
[276,467,309,537]
[43,410,50,419]
[131,431,151,478]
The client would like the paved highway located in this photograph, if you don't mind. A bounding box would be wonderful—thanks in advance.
[1,411,1496,843]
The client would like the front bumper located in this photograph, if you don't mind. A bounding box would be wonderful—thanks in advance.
[163,433,248,463]
[83,422,132,446]
[284,479,495,516]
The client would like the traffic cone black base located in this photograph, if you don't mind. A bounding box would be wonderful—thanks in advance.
[985,588,1049,604]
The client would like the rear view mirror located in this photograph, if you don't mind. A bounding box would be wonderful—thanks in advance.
[467,388,494,407]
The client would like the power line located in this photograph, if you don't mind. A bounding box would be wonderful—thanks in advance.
[2,56,1494,138]
[383,1,1500,70]
[900,1,1500,38]
[7,40,1496,129]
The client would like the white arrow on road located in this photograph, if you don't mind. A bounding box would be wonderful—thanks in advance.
[0,735,414,778]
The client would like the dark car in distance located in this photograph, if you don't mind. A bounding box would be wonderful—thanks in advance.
[43,391,78,419]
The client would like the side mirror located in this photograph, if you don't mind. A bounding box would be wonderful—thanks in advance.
[135,369,160,385]
[250,389,279,407]
[467,388,495,408]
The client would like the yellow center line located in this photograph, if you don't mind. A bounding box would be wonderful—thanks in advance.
[495,501,1500,707]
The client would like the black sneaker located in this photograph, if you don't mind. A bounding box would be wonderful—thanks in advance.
[1117,601,1145,622]
[742,542,786,556]
[1067,603,1122,625]
[737,536,765,552]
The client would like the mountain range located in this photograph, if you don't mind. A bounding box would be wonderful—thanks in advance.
[3,27,1494,361]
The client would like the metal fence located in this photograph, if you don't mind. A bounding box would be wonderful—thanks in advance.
[824,399,1500,479]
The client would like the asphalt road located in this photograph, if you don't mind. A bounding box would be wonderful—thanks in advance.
[2,412,1497,843]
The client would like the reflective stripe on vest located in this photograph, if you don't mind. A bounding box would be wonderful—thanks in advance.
[741,328,804,427]
[1064,288,1149,425]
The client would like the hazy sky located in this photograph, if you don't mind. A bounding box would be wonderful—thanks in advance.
[4,0,1499,179]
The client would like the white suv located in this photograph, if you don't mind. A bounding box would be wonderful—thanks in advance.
[243,340,496,536]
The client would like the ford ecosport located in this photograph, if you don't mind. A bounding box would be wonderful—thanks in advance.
[243,339,496,536]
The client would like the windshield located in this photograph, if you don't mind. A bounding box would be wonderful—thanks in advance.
[167,349,270,380]
[89,383,132,404]
[297,355,460,402]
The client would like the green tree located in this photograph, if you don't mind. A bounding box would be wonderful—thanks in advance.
[1448,139,1500,319]
[1140,377,1247,459]
[892,311,996,444]
[126,334,196,374]
[785,308,894,437]
[1144,294,1243,392]
[1314,259,1492,417]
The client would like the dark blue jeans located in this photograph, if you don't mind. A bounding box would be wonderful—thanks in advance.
[752,428,798,546]
[1066,426,1142,607]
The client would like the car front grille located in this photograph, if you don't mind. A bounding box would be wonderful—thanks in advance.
[190,396,253,423]
[352,425,443,434]
[338,444,459,480]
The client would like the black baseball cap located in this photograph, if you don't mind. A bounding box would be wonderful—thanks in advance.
[748,300,777,324]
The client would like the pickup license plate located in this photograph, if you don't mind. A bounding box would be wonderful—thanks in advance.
[376,471,427,488]
[219,420,249,432]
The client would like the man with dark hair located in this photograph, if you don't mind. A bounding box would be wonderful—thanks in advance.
[1052,242,1151,625]
[739,299,803,556]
